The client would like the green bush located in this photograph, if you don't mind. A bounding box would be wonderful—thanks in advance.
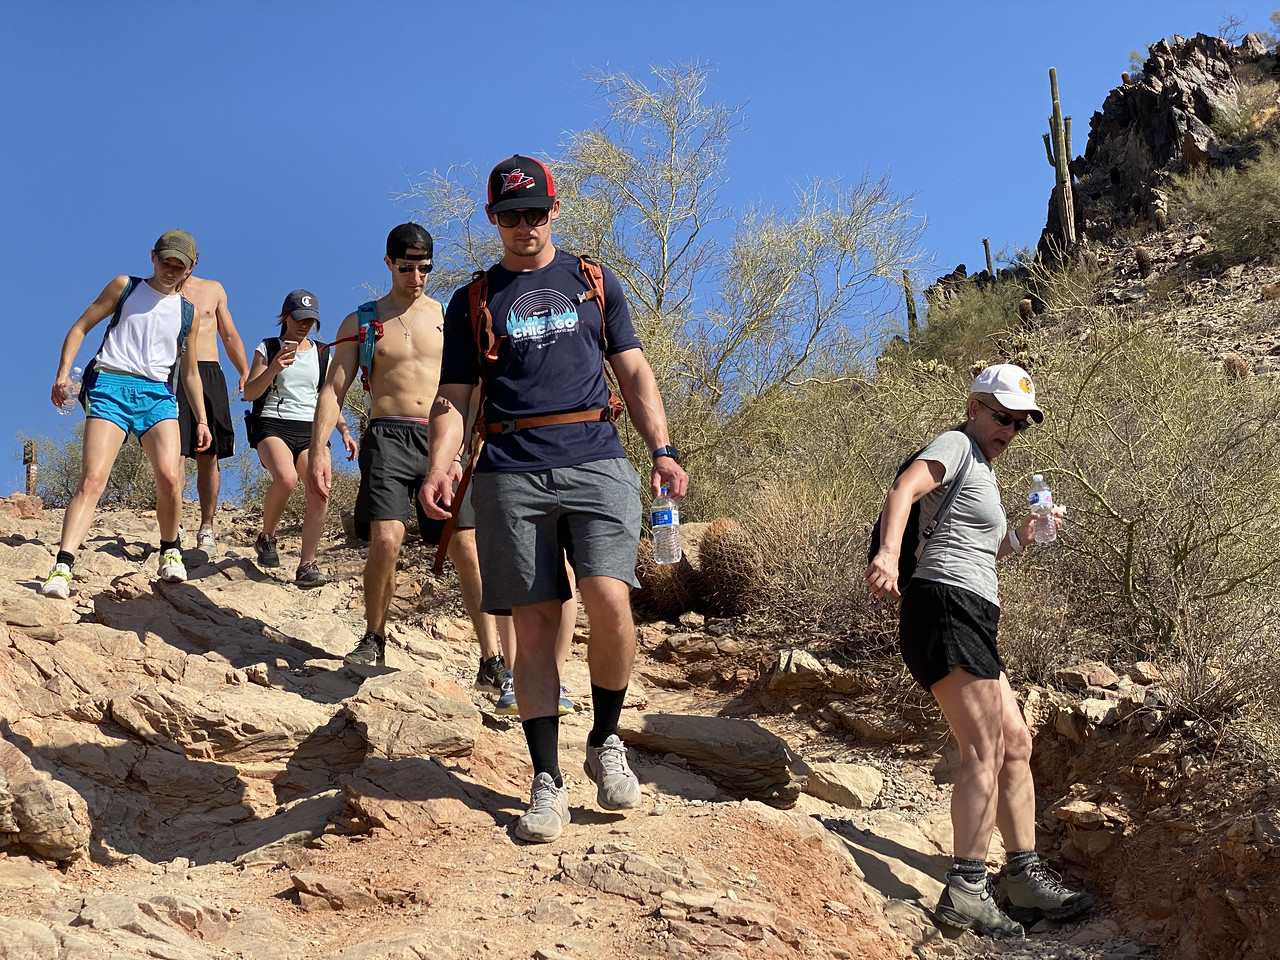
[1170,141,1280,267]
[910,278,1028,368]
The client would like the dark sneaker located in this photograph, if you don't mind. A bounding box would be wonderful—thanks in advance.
[254,532,280,568]
[295,562,327,589]
[936,874,1025,939]
[1000,860,1094,923]
[583,734,641,810]
[513,772,571,843]
[344,632,385,667]
[475,654,507,693]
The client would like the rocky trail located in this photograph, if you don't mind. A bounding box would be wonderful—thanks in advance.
[0,494,1226,959]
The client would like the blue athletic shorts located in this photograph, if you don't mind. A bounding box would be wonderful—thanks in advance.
[85,371,178,438]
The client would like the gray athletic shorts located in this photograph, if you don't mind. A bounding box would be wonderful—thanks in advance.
[471,457,641,612]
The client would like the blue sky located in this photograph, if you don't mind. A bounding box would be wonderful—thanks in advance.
[1,1,1272,494]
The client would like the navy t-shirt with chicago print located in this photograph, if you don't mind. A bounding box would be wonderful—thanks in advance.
[439,249,642,473]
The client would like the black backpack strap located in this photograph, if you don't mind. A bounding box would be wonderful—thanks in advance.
[316,342,330,391]
[249,338,283,421]
[920,446,973,542]
[80,276,141,409]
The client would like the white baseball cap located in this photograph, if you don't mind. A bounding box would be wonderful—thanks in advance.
[970,363,1043,423]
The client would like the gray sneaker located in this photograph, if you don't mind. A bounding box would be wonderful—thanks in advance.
[254,532,280,568]
[196,525,217,556]
[514,772,571,843]
[583,734,641,810]
[344,632,385,667]
[1000,860,1094,923]
[295,562,327,589]
[936,874,1025,939]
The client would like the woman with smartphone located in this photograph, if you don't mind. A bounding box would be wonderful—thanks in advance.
[242,289,357,586]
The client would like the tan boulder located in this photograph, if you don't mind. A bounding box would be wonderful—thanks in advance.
[0,738,90,862]
[344,668,480,760]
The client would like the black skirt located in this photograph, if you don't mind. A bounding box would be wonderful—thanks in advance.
[898,578,1005,690]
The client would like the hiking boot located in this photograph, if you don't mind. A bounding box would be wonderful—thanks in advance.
[1000,860,1094,923]
[583,734,641,810]
[254,532,280,568]
[295,562,327,589]
[494,671,519,716]
[936,874,1025,939]
[558,684,576,716]
[158,550,187,583]
[344,632,385,667]
[196,525,217,556]
[475,654,507,693]
[39,563,73,599]
[513,772,571,843]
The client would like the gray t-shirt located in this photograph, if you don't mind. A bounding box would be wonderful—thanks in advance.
[911,430,1006,606]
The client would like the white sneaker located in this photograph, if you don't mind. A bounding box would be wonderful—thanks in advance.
[583,734,642,810]
[158,549,187,583]
[196,525,217,555]
[39,563,73,599]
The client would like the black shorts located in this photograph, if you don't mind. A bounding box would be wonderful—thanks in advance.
[898,579,1005,691]
[254,417,319,462]
[178,360,235,459]
[354,418,445,545]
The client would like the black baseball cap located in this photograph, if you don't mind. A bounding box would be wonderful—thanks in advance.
[386,223,433,261]
[487,155,556,214]
[282,289,320,322]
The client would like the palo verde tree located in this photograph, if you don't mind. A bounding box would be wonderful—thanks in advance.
[401,63,924,511]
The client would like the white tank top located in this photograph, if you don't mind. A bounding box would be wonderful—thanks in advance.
[254,339,320,421]
[94,280,186,382]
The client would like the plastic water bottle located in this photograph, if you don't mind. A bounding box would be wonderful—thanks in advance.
[651,485,682,564]
[1029,474,1057,543]
[57,367,83,415]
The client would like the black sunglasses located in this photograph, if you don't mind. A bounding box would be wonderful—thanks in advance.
[977,398,1033,432]
[495,208,550,228]
[395,261,432,275]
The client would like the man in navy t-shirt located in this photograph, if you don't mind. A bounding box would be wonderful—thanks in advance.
[421,155,688,844]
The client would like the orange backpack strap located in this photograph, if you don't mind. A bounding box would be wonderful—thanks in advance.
[578,256,625,423]
[469,269,503,363]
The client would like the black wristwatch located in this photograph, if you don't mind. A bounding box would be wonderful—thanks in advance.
[652,444,680,463]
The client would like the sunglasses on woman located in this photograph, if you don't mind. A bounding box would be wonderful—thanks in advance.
[495,208,551,229]
[977,399,1033,432]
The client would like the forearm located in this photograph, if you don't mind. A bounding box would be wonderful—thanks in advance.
[57,328,89,380]
[310,387,343,449]
[428,398,467,475]
[225,334,250,378]
[616,361,671,453]
[241,368,275,401]
[876,487,916,559]
[181,361,207,423]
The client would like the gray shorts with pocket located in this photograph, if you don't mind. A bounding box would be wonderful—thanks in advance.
[472,457,641,612]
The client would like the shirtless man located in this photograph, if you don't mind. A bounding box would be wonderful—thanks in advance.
[307,223,492,667]
[175,274,249,555]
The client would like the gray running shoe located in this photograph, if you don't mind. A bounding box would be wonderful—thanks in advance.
[196,525,217,556]
[494,671,518,716]
[254,532,280,568]
[936,874,1025,939]
[557,684,576,716]
[583,734,641,810]
[1000,860,1094,923]
[344,632,385,667]
[513,772,570,843]
[295,562,327,589]
[475,654,506,693]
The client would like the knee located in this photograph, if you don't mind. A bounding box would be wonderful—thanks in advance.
[1003,723,1034,766]
[153,465,184,496]
[77,469,110,498]
[275,468,299,490]
[961,734,1006,781]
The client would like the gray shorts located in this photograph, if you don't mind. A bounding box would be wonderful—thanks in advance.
[472,457,641,612]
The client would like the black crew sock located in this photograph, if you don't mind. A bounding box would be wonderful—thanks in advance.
[1005,850,1039,876]
[587,684,628,748]
[522,715,562,788]
[56,551,75,568]
[948,858,988,884]
[160,539,180,554]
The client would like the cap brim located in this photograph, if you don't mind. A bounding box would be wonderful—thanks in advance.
[289,309,320,322]
[487,195,556,214]
[155,249,193,268]
[995,393,1044,422]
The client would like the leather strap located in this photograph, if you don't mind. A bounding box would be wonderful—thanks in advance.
[484,407,609,435]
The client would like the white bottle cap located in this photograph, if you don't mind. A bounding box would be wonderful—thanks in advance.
[1032,473,1044,482]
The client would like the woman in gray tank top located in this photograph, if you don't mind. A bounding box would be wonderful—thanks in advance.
[865,364,1090,939]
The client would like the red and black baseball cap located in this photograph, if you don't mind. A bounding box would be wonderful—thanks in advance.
[487,155,556,214]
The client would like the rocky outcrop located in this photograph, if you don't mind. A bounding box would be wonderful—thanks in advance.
[0,737,90,862]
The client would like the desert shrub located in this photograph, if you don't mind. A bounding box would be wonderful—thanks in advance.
[1209,64,1280,145]
[1169,141,1280,267]
[912,278,1028,368]
[17,425,193,509]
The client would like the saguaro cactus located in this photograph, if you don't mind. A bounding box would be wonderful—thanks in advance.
[983,238,995,278]
[902,269,918,342]
[1042,67,1077,247]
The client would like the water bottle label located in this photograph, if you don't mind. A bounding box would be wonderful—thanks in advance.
[1029,491,1053,508]
[651,508,677,527]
